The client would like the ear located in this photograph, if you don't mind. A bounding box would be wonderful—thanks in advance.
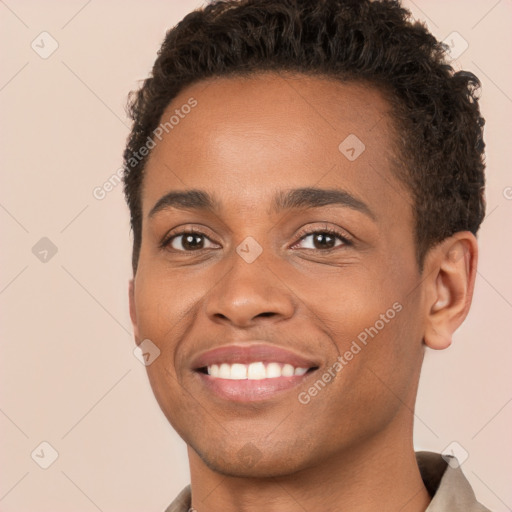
[129,279,140,345]
[423,231,478,350]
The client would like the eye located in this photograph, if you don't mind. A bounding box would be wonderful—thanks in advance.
[161,229,219,252]
[292,227,352,251]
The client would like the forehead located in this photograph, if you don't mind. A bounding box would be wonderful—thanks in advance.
[141,73,409,222]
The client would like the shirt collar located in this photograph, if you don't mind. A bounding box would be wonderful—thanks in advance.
[417,451,491,511]
[165,451,490,512]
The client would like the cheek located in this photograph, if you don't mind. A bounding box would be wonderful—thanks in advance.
[297,258,422,394]
[334,282,424,412]
[290,265,399,347]
[133,267,200,429]
[134,264,200,341]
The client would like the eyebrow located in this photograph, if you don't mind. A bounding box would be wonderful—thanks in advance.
[148,187,375,220]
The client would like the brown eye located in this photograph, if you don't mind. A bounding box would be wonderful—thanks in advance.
[311,232,337,250]
[294,229,350,251]
[163,231,219,252]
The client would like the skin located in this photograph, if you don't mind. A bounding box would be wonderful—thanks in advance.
[128,72,478,512]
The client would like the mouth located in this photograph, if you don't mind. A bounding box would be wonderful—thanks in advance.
[197,362,314,379]
[191,343,320,402]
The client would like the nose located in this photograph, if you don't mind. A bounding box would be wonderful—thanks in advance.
[204,249,295,328]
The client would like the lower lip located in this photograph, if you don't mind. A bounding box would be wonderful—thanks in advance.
[196,371,315,402]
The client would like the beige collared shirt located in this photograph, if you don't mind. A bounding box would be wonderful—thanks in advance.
[164,451,492,511]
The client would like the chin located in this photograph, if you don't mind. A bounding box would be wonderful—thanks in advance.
[200,455,302,479]
[190,438,317,479]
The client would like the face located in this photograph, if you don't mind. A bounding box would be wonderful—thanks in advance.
[129,73,427,477]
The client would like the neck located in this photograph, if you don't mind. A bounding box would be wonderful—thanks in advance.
[187,423,431,512]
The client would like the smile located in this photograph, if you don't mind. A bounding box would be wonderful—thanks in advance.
[191,343,319,402]
[203,362,310,380]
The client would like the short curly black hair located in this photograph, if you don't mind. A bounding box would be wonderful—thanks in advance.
[123,0,486,275]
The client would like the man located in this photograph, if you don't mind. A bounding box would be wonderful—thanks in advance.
[123,0,491,510]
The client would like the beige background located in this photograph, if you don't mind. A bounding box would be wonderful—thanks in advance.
[1,1,511,510]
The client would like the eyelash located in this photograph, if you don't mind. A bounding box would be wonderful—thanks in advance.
[293,226,353,251]
[160,226,353,253]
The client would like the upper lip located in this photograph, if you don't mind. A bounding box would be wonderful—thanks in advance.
[191,343,320,370]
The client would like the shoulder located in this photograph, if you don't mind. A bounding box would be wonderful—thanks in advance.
[416,451,492,512]
[163,485,192,512]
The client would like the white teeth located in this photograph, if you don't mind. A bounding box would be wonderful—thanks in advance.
[281,364,295,377]
[219,363,231,379]
[230,363,247,379]
[206,362,310,380]
[247,362,266,380]
[266,362,282,378]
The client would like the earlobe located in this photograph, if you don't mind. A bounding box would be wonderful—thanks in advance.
[128,279,140,343]
[423,232,478,351]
